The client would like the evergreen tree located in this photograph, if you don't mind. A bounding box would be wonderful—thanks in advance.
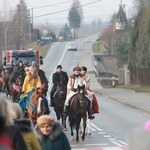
[68,6,81,38]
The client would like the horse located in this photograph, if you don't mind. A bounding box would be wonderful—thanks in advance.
[68,85,88,143]
[9,71,25,102]
[38,69,49,96]
[53,81,67,124]
[26,88,47,125]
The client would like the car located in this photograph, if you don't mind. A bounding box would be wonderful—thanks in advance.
[67,42,78,51]
[41,35,53,42]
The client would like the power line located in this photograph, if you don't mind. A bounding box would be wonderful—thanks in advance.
[33,0,102,18]
[32,1,72,10]
[0,0,72,13]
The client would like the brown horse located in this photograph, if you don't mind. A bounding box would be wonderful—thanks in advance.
[27,88,46,125]
[68,85,88,143]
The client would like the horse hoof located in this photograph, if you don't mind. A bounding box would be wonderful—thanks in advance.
[76,140,79,143]
[71,136,74,141]
[88,133,91,136]
[64,128,67,131]
[81,136,85,141]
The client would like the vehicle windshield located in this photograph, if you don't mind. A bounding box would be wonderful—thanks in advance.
[12,56,36,66]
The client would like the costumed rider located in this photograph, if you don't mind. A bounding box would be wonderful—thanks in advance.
[81,66,100,118]
[50,65,68,106]
[63,66,94,120]
[18,66,50,115]
[16,61,25,75]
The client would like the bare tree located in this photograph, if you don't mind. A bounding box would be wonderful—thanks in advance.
[0,0,14,50]
[100,27,116,56]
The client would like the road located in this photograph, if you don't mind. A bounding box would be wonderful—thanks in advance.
[2,33,150,150]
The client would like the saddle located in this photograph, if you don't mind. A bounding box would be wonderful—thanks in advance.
[12,83,20,93]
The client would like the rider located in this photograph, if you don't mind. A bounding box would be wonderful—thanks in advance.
[63,66,94,119]
[80,66,99,117]
[18,66,50,115]
[16,61,25,75]
[50,65,68,106]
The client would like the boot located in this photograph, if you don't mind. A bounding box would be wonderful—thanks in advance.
[87,106,95,120]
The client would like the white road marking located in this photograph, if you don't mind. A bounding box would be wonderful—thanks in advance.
[91,123,103,132]
[98,132,106,135]
[84,144,108,146]
[102,147,124,150]
[118,140,128,146]
[103,135,112,138]
[111,141,123,147]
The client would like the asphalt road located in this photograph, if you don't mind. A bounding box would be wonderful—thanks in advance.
[2,33,150,150]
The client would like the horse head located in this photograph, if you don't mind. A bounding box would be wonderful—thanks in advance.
[29,88,45,114]
[56,82,67,99]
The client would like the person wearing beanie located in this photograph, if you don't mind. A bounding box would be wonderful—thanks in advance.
[34,115,71,150]
[50,65,68,106]
[11,103,41,150]
[18,64,50,115]
[0,98,27,150]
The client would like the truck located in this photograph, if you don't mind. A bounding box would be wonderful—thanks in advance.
[2,49,43,67]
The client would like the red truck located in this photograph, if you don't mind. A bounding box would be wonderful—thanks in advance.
[2,49,43,67]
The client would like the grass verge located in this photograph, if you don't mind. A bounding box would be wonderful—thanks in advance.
[25,42,52,58]
[118,84,150,93]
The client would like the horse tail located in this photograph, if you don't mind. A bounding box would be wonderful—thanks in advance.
[69,115,75,128]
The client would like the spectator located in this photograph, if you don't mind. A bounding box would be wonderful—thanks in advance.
[0,98,27,150]
[11,103,41,150]
[34,115,71,150]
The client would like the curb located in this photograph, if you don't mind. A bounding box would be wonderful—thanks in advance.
[109,96,150,115]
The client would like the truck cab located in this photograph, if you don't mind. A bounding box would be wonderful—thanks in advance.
[2,49,43,67]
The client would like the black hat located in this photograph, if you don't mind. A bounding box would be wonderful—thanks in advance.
[81,66,87,72]
[73,66,81,72]
[57,65,62,69]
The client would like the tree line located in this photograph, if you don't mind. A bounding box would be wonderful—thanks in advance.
[97,0,150,86]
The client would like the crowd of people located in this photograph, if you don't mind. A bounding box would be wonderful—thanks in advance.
[0,63,99,150]
[0,98,71,150]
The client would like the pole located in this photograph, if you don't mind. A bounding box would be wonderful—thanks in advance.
[28,9,31,42]
[20,2,23,49]
[32,8,33,29]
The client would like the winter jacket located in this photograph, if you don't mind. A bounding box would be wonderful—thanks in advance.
[14,119,41,150]
[34,122,71,150]
[52,71,68,86]
[4,125,27,150]
[21,74,41,97]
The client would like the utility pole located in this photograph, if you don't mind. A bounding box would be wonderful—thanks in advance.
[28,9,31,42]
[20,1,23,49]
[32,8,33,29]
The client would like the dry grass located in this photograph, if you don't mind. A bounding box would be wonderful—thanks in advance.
[25,42,52,57]
[118,84,150,92]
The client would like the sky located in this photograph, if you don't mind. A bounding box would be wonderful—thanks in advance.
[0,0,133,25]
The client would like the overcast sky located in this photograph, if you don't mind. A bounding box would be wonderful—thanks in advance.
[1,0,133,25]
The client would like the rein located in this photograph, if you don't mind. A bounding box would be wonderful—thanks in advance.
[28,101,37,112]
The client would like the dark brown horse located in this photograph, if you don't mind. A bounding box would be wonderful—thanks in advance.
[53,81,67,124]
[68,85,88,143]
[27,88,46,125]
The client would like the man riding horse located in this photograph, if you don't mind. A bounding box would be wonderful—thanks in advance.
[63,66,94,120]
[50,65,68,106]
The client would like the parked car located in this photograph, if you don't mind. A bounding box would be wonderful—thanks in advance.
[41,35,53,41]
[67,42,78,51]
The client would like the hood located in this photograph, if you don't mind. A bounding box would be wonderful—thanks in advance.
[14,119,33,132]
[34,122,63,140]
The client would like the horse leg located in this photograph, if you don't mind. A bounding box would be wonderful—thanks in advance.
[63,113,67,131]
[81,116,87,141]
[75,118,81,143]
[87,118,91,135]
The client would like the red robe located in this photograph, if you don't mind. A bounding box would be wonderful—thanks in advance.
[86,89,100,114]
